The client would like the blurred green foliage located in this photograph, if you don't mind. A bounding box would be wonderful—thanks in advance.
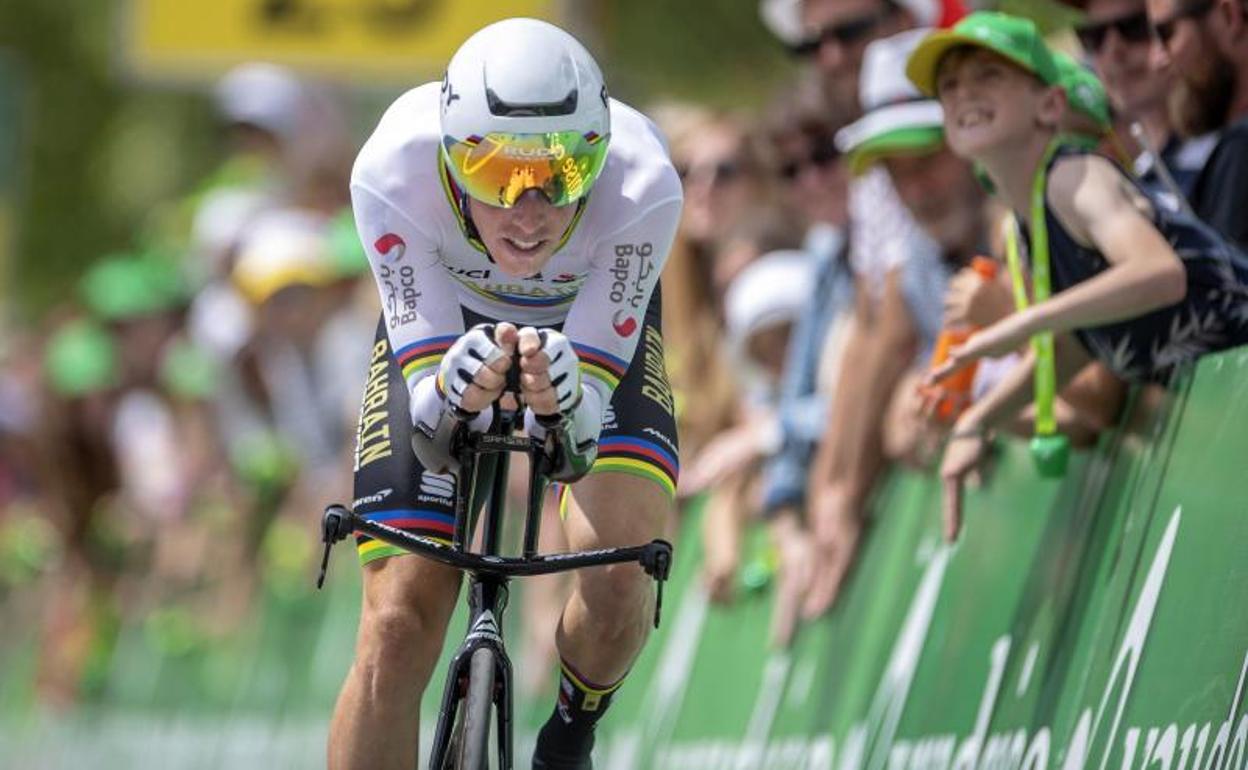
[0,1,219,321]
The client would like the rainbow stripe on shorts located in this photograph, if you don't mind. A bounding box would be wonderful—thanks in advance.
[355,508,455,565]
[588,436,679,499]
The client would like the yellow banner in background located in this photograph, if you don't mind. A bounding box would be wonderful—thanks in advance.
[126,0,558,82]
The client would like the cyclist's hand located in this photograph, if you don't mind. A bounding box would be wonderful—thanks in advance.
[439,322,518,415]
[939,428,987,542]
[517,327,581,417]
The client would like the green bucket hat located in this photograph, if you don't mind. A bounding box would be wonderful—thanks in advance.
[81,252,187,322]
[1053,51,1112,133]
[44,319,118,396]
[906,11,1061,97]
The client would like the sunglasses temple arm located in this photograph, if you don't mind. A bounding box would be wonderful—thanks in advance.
[1127,122,1196,218]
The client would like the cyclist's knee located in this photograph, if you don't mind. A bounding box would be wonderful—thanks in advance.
[357,557,460,673]
[577,562,652,626]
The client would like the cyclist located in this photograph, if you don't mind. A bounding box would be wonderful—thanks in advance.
[327,18,683,770]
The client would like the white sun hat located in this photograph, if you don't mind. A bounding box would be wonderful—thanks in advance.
[759,0,943,45]
[724,250,815,347]
[214,62,308,141]
[834,28,946,175]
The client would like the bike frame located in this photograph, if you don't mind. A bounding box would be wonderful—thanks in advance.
[318,406,672,769]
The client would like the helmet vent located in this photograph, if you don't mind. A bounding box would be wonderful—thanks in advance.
[485,87,578,117]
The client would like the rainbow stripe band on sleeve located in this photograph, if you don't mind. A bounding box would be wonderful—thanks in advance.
[396,336,458,382]
[355,508,456,565]
[589,436,679,499]
[572,342,628,392]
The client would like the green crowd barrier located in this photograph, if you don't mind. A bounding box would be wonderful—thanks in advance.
[3,347,1247,769]
[578,346,1248,769]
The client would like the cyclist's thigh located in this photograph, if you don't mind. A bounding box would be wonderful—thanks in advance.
[352,315,462,620]
[563,287,679,547]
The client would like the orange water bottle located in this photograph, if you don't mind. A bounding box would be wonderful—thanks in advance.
[923,256,999,422]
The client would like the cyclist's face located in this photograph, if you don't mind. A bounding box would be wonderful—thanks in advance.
[468,189,579,278]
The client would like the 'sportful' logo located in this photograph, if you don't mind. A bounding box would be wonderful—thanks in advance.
[613,309,638,338]
[374,233,406,263]
[420,471,455,499]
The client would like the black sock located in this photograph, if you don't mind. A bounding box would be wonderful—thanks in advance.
[535,657,624,759]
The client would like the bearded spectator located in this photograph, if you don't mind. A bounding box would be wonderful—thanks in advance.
[1146,0,1248,248]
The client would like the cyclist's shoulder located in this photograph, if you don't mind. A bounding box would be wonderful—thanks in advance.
[587,99,683,229]
[351,83,443,199]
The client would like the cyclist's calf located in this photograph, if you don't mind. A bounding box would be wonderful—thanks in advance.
[557,471,673,684]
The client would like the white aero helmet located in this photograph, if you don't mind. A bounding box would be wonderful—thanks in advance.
[440,18,611,208]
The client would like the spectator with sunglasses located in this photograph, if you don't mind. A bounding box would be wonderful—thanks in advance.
[1065,0,1217,204]
[1145,0,1248,249]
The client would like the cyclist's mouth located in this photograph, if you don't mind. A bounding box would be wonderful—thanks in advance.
[503,236,546,254]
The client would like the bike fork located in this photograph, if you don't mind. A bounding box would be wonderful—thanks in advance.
[427,577,515,769]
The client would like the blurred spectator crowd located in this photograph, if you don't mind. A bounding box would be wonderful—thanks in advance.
[0,62,375,707]
[2,0,1247,712]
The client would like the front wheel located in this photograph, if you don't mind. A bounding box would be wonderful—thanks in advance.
[455,646,497,769]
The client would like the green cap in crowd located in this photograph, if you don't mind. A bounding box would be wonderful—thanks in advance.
[44,319,118,396]
[327,208,370,279]
[80,252,187,322]
[1053,50,1112,134]
[906,11,1061,97]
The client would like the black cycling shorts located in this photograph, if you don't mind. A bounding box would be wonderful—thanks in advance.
[350,287,679,565]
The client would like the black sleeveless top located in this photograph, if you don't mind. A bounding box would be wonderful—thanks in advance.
[1019,147,1248,383]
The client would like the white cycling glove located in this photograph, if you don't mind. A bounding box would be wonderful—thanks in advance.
[410,324,506,474]
[523,329,603,482]
[534,329,583,415]
[436,323,508,415]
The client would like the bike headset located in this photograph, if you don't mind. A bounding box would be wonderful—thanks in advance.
[438,18,613,258]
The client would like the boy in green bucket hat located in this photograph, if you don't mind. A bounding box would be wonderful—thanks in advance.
[905,11,1248,542]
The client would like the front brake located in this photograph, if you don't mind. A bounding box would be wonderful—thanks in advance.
[316,504,354,589]
[639,539,674,628]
